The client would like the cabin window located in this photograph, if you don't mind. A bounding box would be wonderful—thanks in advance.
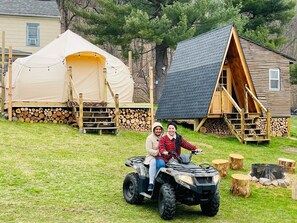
[26,23,40,47]
[216,70,227,91]
[269,69,280,91]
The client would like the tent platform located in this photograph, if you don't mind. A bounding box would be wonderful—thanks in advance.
[6,102,150,109]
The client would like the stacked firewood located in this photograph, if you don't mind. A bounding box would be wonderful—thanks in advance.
[256,117,289,137]
[109,108,151,131]
[12,107,75,124]
[203,119,232,135]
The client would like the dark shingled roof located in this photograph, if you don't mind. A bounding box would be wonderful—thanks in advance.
[0,47,32,56]
[156,24,233,119]
[0,0,59,17]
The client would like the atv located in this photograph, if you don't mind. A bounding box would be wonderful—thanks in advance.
[123,151,221,220]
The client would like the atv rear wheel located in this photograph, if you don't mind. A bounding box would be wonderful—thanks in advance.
[200,191,220,216]
[158,183,176,220]
[123,173,144,204]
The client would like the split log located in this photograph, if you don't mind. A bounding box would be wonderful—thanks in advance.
[230,174,250,197]
[278,158,296,173]
[212,159,229,177]
[229,154,244,170]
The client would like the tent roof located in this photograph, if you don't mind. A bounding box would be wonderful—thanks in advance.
[156,24,233,119]
[15,29,129,74]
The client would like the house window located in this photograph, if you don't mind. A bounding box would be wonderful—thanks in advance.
[26,23,40,47]
[269,68,280,91]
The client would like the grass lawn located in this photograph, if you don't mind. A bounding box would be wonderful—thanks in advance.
[1,118,297,222]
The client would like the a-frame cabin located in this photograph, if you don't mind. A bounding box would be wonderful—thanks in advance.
[156,24,270,143]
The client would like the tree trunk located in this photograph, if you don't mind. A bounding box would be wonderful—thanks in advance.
[154,44,168,103]
[56,0,69,32]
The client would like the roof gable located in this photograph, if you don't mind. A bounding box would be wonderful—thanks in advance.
[156,24,233,119]
[0,0,59,17]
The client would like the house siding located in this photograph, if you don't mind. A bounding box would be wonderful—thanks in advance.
[0,15,60,54]
[240,38,291,117]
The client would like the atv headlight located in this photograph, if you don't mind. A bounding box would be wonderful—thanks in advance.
[213,174,220,184]
[176,175,194,186]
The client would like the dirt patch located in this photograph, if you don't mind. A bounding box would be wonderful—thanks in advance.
[282,147,297,154]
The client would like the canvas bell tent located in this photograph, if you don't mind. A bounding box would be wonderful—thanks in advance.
[5,30,134,104]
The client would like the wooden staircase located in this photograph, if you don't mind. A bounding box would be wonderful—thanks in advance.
[67,67,120,135]
[220,85,270,144]
[75,105,118,135]
[223,113,270,143]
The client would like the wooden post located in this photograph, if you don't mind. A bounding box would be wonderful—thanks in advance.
[8,46,12,121]
[128,51,132,75]
[149,65,154,127]
[68,66,73,101]
[1,31,5,113]
[287,117,291,137]
[193,119,199,131]
[240,108,245,141]
[103,68,107,103]
[115,93,119,127]
[266,109,270,140]
[220,85,223,114]
[292,182,297,200]
[230,174,250,197]
[244,84,248,114]
[79,93,84,134]
[195,117,207,132]
[103,68,107,102]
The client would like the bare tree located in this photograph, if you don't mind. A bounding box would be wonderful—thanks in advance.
[56,0,96,32]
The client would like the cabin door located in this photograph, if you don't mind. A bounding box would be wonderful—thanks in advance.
[211,67,232,114]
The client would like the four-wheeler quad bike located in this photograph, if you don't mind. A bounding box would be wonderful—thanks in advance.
[123,151,221,220]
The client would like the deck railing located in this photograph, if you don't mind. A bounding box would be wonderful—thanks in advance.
[221,86,245,141]
[244,85,270,140]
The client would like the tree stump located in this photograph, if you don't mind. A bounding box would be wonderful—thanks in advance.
[212,159,229,177]
[229,154,244,170]
[278,158,296,173]
[230,174,250,197]
[292,182,297,200]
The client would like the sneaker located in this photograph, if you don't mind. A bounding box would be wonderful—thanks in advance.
[148,184,154,192]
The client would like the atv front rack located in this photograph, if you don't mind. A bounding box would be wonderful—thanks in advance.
[166,162,217,174]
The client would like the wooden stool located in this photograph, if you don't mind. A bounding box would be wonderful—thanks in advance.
[212,159,229,177]
[278,158,296,173]
[292,182,297,200]
[230,174,250,197]
[229,154,244,170]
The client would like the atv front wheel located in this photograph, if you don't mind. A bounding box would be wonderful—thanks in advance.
[158,183,176,220]
[200,191,220,216]
[123,173,144,204]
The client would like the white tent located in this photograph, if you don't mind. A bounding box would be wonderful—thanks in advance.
[5,30,134,103]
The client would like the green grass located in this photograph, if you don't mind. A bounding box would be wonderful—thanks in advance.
[291,117,297,138]
[1,119,297,222]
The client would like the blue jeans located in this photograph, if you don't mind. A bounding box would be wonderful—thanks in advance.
[156,158,165,173]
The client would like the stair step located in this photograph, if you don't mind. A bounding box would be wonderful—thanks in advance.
[83,121,115,124]
[83,116,113,119]
[244,138,270,142]
[244,134,267,139]
[84,126,118,130]
[245,113,260,118]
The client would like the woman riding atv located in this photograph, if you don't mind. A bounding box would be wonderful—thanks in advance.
[157,122,202,170]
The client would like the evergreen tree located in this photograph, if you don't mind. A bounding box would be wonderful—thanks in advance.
[69,0,244,102]
[230,0,296,49]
